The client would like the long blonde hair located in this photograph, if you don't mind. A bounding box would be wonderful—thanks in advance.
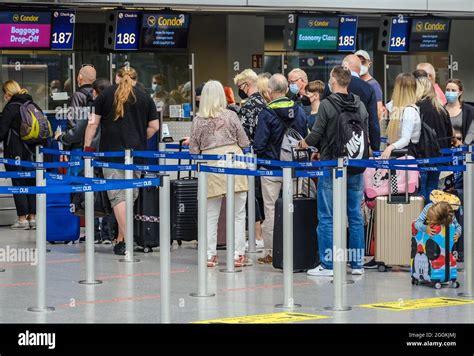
[114,67,137,120]
[2,80,28,97]
[256,75,271,103]
[416,76,444,113]
[197,80,227,119]
[387,73,417,144]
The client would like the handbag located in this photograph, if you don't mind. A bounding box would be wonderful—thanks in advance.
[71,168,113,217]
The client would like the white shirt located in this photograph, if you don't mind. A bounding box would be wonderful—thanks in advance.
[386,102,421,150]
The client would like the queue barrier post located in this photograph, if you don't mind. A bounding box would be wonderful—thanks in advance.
[220,152,241,273]
[459,145,474,297]
[120,149,140,263]
[159,174,171,323]
[325,158,351,312]
[28,145,54,312]
[275,166,301,309]
[190,163,215,298]
[79,156,102,285]
[247,148,257,254]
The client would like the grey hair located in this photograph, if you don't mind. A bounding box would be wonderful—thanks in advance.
[268,73,288,94]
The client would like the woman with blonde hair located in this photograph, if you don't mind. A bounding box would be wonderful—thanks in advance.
[381,73,421,159]
[0,80,40,229]
[414,70,453,202]
[256,74,271,103]
[84,66,159,255]
[189,80,252,268]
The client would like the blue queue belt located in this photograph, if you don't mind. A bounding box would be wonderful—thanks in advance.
[348,160,466,172]
[0,171,36,179]
[198,165,333,178]
[92,160,197,172]
[0,177,161,195]
[40,147,125,158]
[0,157,83,169]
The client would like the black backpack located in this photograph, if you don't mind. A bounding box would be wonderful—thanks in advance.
[326,96,369,174]
[410,108,441,159]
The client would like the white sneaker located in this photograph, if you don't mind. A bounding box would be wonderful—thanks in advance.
[351,268,365,276]
[256,239,264,250]
[307,265,333,277]
[10,220,30,230]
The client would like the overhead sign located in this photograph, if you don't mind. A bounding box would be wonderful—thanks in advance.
[410,18,451,52]
[115,11,140,51]
[51,10,75,50]
[0,11,51,49]
[295,16,339,51]
[338,16,358,52]
[388,16,411,53]
[139,13,190,50]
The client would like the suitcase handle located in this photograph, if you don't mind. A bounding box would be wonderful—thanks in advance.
[388,153,410,204]
[177,138,192,180]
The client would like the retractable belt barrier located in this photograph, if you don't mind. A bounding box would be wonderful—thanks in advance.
[6,145,471,317]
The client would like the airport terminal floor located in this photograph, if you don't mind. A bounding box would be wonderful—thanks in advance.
[1,228,473,324]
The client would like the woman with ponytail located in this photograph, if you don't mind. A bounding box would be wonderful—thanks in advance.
[0,80,39,230]
[84,67,159,256]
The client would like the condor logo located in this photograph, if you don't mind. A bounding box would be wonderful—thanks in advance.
[415,21,448,32]
[13,14,40,22]
[346,131,365,160]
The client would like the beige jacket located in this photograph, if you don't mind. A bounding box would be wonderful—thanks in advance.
[201,144,249,199]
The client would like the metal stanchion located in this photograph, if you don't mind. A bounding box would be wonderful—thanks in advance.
[220,153,241,273]
[79,156,102,285]
[459,145,474,298]
[339,157,353,285]
[247,149,257,254]
[276,167,301,309]
[159,174,171,322]
[120,149,139,263]
[28,146,54,312]
[191,163,215,298]
[325,159,351,311]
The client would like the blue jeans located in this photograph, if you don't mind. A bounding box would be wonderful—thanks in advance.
[419,171,440,204]
[317,173,365,269]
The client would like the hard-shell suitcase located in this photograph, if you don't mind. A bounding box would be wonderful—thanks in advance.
[171,141,198,242]
[374,150,424,271]
[46,188,80,242]
[134,183,160,253]
[411,222,459,289]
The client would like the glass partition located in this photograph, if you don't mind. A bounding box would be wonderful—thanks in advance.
[0,51,73,112]
[111,52,192,120]
[283,52,345,83]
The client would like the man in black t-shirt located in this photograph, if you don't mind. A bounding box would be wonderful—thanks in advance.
[84,67,159,255]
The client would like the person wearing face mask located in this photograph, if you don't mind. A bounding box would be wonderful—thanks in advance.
[416,63,447,106]
[287,68,311,115]
[305,80,324,131]
[355,50,385,121]
[445,79,474,146]
[233,69,267,143]
[151,74,176,118]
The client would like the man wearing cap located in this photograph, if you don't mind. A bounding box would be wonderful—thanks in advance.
[356,50,385,121]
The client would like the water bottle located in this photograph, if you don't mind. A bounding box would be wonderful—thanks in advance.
[55,125,63,150]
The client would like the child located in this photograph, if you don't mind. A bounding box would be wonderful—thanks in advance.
[415,201,461,242]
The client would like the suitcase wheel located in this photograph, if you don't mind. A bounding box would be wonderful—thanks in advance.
[177,240,182,246]
[449,281,460,289]
[143,247,153,253]
[411,278,419,286]
[378,264,387,273]
[434,282,442,290]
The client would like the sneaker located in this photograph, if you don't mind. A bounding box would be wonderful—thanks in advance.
[28,220,36,230]
[363,258,379,269]
[257,255,273,264]
[102,239,112,245]
[351,268,365,276]
[114,241,126,256]
[79,236,86,243]
[10,220,30,230]
[307,265,333,277]
[207,255,218,267]
[256,239,264,250]
[235,255,252,267]
[94,237,102,244]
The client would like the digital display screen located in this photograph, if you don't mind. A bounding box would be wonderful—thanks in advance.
[295,16,339,51]
[139,13,190,50]
[410,18,450,52]
[337,16,358,52]
[115,11,141,51]
[0,11,51,49]
[51,10,75,50]
[388,16,411,53]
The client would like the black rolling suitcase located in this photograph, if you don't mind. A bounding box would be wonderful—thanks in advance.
[171,141,198,243]
[134,174,161,253]
[272,149,319,272]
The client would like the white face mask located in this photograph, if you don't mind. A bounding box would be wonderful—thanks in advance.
[360,65,369,76]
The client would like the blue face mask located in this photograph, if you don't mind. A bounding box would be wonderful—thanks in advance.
[289,83,300,95]
[152,83,161,93]
[445,91,459,104]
